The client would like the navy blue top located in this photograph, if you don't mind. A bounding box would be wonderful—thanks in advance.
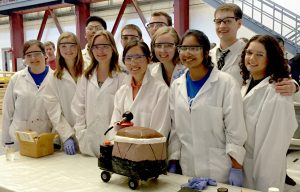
[28,66,49,88]
[186,69,212,107]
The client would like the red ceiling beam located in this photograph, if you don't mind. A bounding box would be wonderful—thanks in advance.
[49,9,63,34]
[37,10,51,41]
[9,13,24,72]
[75,2,90,49]
[174,0,189,37]
[111,0,149,36]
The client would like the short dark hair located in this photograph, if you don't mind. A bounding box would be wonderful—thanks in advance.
[151,11,172,26]
[86,16,107,30]
[121,24,142,39]
[274,35,284,46]
[23,40,45,57]
[179,29,213,69]
[214,3,243,19]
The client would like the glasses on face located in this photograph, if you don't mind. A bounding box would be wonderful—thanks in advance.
[213,17,239,25]
[245,49,266,58]
[91,44,111,51]
[124,54,146,63]
[146,22,167,29]
[24,51,44,59]
[154,43,175,50]
[86,25,104,31]
[177,46,202,53]
[121,35,140,41]
[59,43,77,50]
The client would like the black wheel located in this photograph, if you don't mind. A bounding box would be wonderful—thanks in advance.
[101,171,111,182]
[128,178,139,190]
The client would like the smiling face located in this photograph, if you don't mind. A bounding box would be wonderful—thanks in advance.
[85,21,104,44]
[91,35,113,65]
[245,41,268,80]
[24,44,46,68]
[154,33,176,64]
[59,37,78,62]
[121,29,140,48]
[124,45,149,82]
[214,10,241,44]
[179,35,204,70]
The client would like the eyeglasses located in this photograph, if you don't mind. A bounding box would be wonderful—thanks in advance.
[86,25,104,31]
[154,43,175,50]
[91,44,111,51]
[213,17,239,25]
[59,43,77,50]
[24,51,44,59]
[121,35,140,41]
[146,22,167,29]
[124,54,146,63]
[245,50,266,58]
[177,46,202,53]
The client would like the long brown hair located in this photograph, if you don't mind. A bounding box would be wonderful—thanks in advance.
[85,30,120,79]
[54,32,84,80]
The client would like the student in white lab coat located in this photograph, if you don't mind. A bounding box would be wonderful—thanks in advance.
[71,30,126,157]
[2,40,52,147]
[44,32,84,155]
[150,26,185,86]
[110,40,171,137]
[168,30,247,186]
[240,35,297,192]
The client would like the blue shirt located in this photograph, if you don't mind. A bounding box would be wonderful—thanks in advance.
[186,69,212,108]
[28,66,49,88]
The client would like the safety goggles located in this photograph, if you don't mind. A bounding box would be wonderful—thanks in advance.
[146,22,167,29]
[177,46,203,53]
[24,51,44,59]
[59,43,77,50]
[154,43,175,50]
[124,54,146,63]
[91,44,111,51]
[213,17,240,25]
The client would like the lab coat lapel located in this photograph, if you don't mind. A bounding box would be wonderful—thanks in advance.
[242,77,270,100]
[176,71,189,104]
[195,68,218,98]
[62,69,76,86]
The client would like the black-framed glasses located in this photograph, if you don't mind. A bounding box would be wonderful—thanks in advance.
[91,44,111,51]
[177,46,202,53]
[213,17,240,25]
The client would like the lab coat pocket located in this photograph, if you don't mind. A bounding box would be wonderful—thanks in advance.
[209,147,231,183]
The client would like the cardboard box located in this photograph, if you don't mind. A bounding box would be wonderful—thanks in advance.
[16,132,56,158]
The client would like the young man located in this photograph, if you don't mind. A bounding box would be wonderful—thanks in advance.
[44,41,56,70]
[82,16,107,68]
[146,11,172,38]
[210,3,297,95]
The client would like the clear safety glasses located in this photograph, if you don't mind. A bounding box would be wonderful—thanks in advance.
[91,44,111,51]
[59,43,77,50]
[177,46,203,53]
[213,17,239,26]
[124,54,146,63]
[146,22,167,29]
[121,35,140,42]
[154,43,175,50]
[24,51,44,59]
[86,25,104,31]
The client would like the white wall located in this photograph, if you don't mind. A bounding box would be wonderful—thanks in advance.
[0,0,297,71]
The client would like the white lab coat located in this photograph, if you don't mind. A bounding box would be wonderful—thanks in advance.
[110,68,171,137]
[242,77,297,192]
[2,67,53,145]
[43,69,77,143]
[71,70,127,157]
[168,68,247,183]
[210,39,246,86]
[150,62,186,86]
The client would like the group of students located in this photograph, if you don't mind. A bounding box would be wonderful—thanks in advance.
[1,2,299,192]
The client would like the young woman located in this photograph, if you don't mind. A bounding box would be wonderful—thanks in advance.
[71,30,126,157]
[240,35,297,192]
[2,40,52,147]
[168,30,246,186]
[110,40,171,137]
[150,26,185,86]
[44,32,84,155]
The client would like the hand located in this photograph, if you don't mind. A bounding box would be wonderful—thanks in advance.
[182,177,217,190]
[229,168,243,187]
[168,160,182,174]
[275,78,296,96]
[64,138,76,155]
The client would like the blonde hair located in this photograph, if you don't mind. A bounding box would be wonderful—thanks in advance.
[54,32,84,79]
